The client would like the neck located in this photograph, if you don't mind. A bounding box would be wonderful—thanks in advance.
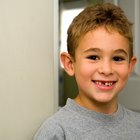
[74,95,118,115]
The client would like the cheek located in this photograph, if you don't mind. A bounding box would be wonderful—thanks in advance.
[78,62,94,75]
[118,66,130,80]
[74,62,93,80]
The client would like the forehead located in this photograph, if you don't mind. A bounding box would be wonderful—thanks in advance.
[77,27,129,54]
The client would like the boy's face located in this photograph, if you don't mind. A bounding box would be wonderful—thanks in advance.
[61,27,136,111]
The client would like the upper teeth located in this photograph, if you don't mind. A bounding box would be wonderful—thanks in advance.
[105,82,113,86]
[95,81,113,86]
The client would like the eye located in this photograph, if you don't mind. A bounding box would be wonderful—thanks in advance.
[113,56,125,62]
[87,55,99,60]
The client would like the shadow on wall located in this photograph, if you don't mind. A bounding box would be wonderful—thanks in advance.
[59,70,78,106]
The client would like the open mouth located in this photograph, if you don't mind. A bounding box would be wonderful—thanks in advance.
[92,80,116,89]
[94,81,115,86]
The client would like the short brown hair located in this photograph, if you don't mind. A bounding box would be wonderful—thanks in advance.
[67,3,133,59]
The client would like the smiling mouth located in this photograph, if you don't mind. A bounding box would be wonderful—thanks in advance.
[93,80,116,87]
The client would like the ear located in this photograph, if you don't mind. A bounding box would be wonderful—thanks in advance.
[60,52,75,76]
[128,56,137,75]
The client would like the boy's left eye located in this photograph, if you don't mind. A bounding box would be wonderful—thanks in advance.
[113,56,125,61]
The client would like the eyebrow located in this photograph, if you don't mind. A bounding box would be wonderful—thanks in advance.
[83,48,128,56]
[114,49,128,56]
[83,48,101,53]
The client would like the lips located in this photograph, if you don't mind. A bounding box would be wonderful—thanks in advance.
[92,80,116,90]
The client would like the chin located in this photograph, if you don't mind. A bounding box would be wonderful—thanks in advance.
[92,94,117,104]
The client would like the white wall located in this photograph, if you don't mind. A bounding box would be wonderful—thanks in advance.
[0,0,58,139]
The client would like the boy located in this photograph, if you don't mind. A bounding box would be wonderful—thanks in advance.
[34,3,140,140]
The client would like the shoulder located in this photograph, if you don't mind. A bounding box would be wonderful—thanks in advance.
[124,107,140,119]
[34,116,64,140]
[123,106,140,126]
[34,111,65,140]
[34,105,74,140]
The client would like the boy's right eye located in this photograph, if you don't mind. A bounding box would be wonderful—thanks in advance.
[86,55,99,60]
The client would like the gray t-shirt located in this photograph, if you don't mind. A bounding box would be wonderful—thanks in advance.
[34,98,140,140]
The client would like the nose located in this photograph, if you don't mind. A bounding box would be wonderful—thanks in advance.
[98,59,113,75]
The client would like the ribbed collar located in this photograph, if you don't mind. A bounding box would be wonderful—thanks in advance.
[65,98,124,124]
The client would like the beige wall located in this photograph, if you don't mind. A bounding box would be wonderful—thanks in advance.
[0,0,58,139]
